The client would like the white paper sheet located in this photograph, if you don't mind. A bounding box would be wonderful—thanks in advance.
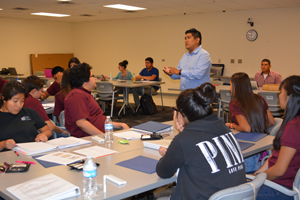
[7,173,80,200]
[35,152,85,165]
[114,131,143,140]
[42,102,55,107]
[73,145,118,158]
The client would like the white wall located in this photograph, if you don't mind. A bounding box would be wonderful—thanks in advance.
[1,7,300,92]
[72,7,300,92]
[0,18,73,75]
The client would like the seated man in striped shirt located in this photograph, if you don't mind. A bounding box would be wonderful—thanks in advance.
[254,59,282,87]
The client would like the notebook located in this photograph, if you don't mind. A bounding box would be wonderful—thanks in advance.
[238,141,255,151]
[13,137,91,155]
[234,132,267,142]
[7,173,80,200]
[143,140,172,150]
[131,121,173,134]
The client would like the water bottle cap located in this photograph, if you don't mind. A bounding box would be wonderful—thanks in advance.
[87,155,92,159]
[106,116,110,118]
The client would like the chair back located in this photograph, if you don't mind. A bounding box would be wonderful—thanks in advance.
[60,110,65,127]
[219,90,231,105]
[257,92,284,116]
[96,82,114,97]
[293,168,300,200]
[209,173,267,200]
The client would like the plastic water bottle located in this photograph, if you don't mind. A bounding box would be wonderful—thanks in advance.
[109,73,112,81]
[132,73,136,83]
[105,116,113,143]
[83,156,98,199]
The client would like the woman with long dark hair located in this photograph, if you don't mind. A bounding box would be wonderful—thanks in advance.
[68,57,81,68]
[0,81,51,151]
[254,75,300,200]
[54,69,71,122]
[156,83,246,199]
[226,72,275,132]
[226,72,275,172]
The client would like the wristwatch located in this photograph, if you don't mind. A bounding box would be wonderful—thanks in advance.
[179,70,182,75]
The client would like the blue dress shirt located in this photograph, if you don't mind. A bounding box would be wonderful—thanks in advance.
[171,45,211,90]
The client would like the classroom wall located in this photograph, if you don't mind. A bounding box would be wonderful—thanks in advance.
[0,18,73,75]
[72,7,300,92]
[1,7,300,92]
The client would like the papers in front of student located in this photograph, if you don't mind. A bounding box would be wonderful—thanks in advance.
[74,145,118,158]
[143,140,172,150]
[6,173,80,200]
[41,102,55,107]
[13,137,91,155]
[13,142,57,156]
[47,137,91,149]
[114,131,143,140]
[35,152,86,165]
[131,121,173,134]
[42,106,51,110]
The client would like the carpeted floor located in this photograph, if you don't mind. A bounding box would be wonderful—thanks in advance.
[103,102,174,128]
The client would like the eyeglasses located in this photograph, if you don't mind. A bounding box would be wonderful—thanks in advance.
[90,75,95,78]
[172,107,185,117]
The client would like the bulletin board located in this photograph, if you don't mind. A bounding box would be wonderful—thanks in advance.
[30,53,74,75]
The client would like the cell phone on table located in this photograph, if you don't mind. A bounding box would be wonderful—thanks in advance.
[101,74,107,81]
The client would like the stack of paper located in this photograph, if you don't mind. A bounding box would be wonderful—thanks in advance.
[7,173,80,200]
[74,145,118,158]
[143,140,172,150]
[35,152,86,165]
[13,137,91,155]
[114,131,143,140]
[131,121,173,134]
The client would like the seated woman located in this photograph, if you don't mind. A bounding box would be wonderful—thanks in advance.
[254,75,300,200]
[156,83,246,200]
[68,57,81,68]
[226,72,275,172]
[0,81,52,152]
[104,60,133,80]
[54,69,71,122]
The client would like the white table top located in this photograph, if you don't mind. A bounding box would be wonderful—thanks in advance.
[0,121,274,200]
[97,80,165,88]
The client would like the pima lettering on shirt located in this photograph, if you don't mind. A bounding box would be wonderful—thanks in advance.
[196,132,244,174]
[21,116,31,121]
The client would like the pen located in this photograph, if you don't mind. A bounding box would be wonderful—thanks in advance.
[14,151,19,156]
[16,161,36,164]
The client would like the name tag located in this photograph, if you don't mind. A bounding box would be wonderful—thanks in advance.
[21,116,31,121]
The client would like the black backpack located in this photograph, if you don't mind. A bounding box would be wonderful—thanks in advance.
[140,94,157,115]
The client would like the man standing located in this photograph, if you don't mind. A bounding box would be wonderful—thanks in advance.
[132,57,159,108]
[64,63,129,138]
[254,59,282,87]
[163,28,211,90]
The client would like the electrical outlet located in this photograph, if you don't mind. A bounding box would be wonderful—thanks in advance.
[238,59,242,64]
[230,59,235,63]
[218,59,221,63]
[162,59,165,62]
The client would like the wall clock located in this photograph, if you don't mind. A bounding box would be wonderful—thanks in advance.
[246,29,258,41]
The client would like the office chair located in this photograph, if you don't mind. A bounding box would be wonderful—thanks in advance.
[209,173,266,200]
[96,82,124,118]
[218,90,231,123]
[257,91,284,117]
[247,169,300,200]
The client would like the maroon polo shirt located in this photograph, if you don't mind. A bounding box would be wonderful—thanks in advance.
[54,92,66,117]
[268,115,300,189]
[24,94,49,121]
[0,78,8,94]
[64,87,106,138]
[47,81,61,96]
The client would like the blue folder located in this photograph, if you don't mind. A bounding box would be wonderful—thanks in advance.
[235,132,267,142]
[33,155,62,168]
[238,141,255,151]
[116,155,158,174]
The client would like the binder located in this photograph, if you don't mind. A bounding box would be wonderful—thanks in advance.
[131,121,173,134]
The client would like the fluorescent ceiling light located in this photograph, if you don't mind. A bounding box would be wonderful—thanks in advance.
[0,8,3,10]
[31,12,70,17]
[57,0,72,1]
[103,4,146,11]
